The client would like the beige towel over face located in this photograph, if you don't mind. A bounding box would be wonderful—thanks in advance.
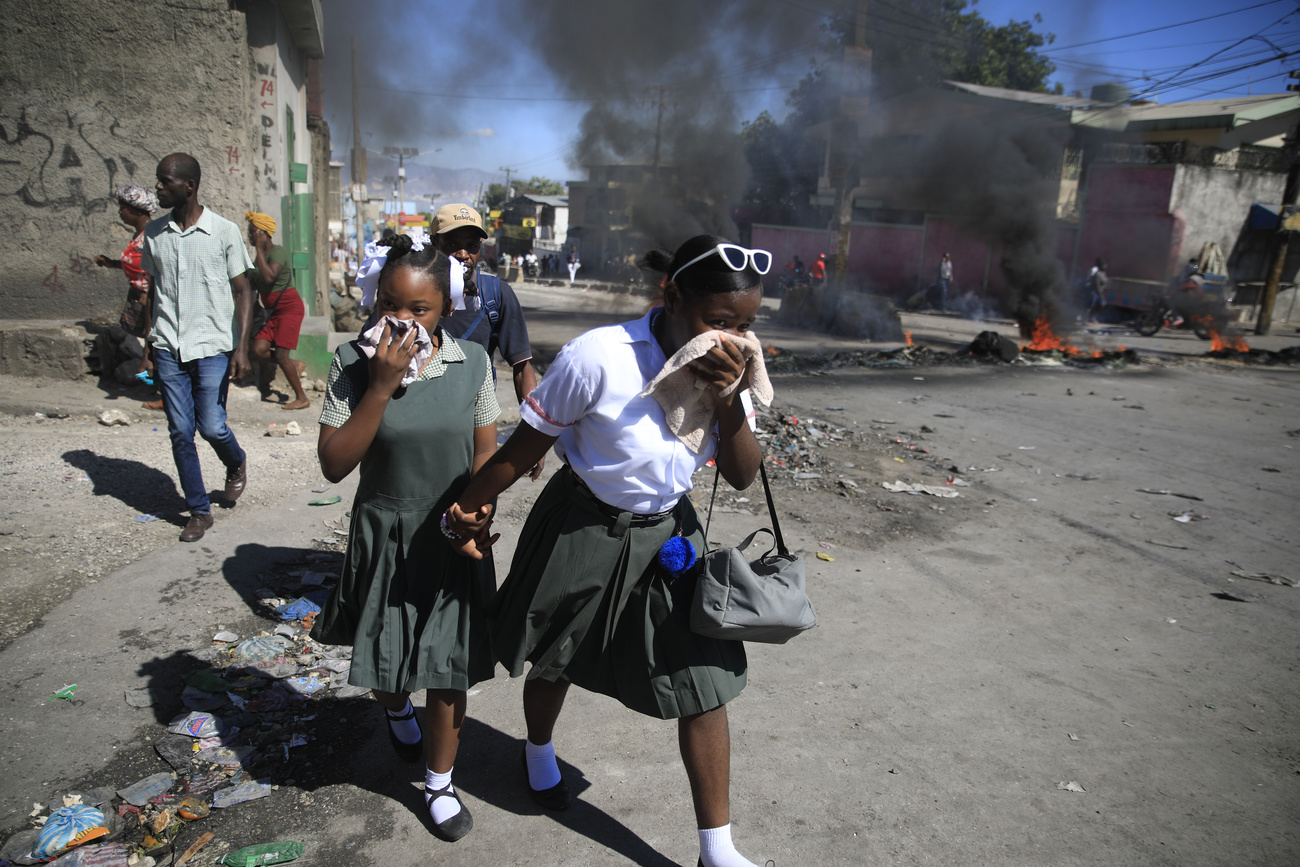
[639,329,774,454]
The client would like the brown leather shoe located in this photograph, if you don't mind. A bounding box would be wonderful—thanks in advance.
[224,460,248,502]
[180,512,214,542]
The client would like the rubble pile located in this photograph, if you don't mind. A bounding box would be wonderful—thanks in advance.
[0,553,352,866]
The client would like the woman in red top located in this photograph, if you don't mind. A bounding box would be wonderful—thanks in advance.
[95,185,160,408]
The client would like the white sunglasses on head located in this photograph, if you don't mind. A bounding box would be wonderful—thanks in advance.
[670,243,773,285]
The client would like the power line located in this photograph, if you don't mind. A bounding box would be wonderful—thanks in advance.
[1130,7,1299,99]
[1042,0,1288,53]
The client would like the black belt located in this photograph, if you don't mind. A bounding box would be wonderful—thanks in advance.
[565,465,673,527]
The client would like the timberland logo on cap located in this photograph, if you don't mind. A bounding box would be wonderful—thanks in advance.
[457,208,471,220]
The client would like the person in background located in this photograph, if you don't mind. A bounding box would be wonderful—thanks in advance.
[312,236,499,842]
[95,184,161,409]
[810,252,827,287]
[245,211,310,410]
[432,203,544,480]
[566,246,581,284]
[446,233,774,867]
[141,153,253,542]
[936,252,953,312]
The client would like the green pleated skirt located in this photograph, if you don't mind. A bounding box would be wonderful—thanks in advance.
[491,468,747,719]
[312,489,496,693]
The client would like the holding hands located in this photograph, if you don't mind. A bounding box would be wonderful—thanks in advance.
[444,502,497,560]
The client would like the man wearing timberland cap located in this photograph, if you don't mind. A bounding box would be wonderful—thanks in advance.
[433,202,543,478]
[141,153,254,542]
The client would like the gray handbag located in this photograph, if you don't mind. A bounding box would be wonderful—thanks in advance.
[691,463,817,644]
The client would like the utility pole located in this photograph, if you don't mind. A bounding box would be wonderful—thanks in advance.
[350,37,366,254]
[499,166,515,202]
[1255,70,1300,335]
[830,0,871,292]
[644,86,674,189]
[383,147,419,225]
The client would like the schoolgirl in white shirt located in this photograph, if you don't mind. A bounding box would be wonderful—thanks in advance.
[447,234,773,867]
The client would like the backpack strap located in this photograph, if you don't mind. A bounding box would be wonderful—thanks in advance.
[477,273,502,329]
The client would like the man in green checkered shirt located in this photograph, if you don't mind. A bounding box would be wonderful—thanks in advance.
[141,153,255,542]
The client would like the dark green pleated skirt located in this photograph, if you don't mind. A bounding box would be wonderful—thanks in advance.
[311,490,497,694]
[491,468,747,719]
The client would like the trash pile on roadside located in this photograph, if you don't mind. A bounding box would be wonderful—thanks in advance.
[0,552,352,867]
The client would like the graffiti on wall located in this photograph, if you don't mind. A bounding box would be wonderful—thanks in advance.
[0,101,157,214]
[253,59,279,195]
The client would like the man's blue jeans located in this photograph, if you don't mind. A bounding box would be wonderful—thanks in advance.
[155,348,246,515]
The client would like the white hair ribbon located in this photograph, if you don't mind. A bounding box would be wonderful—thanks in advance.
[354,232,442,308]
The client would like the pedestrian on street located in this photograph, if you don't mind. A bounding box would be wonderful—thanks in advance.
[432,203,545,480]
[936,252,953,312]
[244,211,310,410]
[810,252,827,286]
[311,235,500,842]
[140,153,253,542]
[446,233,774,867]
[94,184,161,408]
[566,246,581,284]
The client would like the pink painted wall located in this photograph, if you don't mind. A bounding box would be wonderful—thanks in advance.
[848,225,924,289]
[921,219,995,294]
[1076,165,1177,284]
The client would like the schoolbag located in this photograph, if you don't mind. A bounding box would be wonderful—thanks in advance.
[458,272,502,340]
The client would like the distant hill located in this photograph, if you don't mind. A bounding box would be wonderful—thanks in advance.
[338,154,499,212]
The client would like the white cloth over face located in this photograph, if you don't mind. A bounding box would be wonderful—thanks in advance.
[639,328,773,454]
[356,315,434,387]
[519,309,762,514]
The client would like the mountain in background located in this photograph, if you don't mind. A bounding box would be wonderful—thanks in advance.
[337,153,501,212]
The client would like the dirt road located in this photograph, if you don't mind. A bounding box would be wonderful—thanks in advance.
[0,293,1297,866]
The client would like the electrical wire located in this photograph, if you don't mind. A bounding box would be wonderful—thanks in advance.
[1042,0,1288,53]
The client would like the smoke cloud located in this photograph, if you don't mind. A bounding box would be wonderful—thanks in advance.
[494,0,825,248]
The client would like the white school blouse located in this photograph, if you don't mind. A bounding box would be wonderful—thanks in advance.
[521,308,754,515]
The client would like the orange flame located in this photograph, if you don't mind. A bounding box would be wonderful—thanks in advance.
[1023,316,1078,353]
[904,331,913,347]
[1208,325,1250,353]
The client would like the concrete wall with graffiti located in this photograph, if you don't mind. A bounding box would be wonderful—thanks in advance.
[0,0,258,320]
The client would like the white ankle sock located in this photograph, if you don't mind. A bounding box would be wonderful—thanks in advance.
[424,766,461,824]
[385,699,421,745]
[524,738,561,791]
[699,824,759,867]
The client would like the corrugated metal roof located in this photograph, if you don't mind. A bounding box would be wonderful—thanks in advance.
[941,80,1104,110]
[1075,93,1300,132]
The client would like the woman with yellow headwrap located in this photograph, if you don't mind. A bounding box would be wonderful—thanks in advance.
[245,211,310,410]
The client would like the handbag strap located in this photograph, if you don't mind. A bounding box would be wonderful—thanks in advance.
[703,460,789,558]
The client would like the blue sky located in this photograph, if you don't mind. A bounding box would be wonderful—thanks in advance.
[321,0,1299,188]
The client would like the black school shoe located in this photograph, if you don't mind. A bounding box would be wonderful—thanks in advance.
[520,747,572,810]
[384,704,424,764]
[425,783,473,842]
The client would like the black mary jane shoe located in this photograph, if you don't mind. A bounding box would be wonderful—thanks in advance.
[425,783,473,842]
[384,704,424,764]
[520,748,572,810]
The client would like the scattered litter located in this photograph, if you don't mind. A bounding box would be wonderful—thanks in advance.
[334,684,371,699]
[1066,733,1080,741]
[194,745,255,769]
[181,685,226,712]
[815,552,834,562]
[233,635,292,662]
[945,476,971,487]
[134,514,159,523]
[1056,781,1086,793]
[213,631,239,643]
[825,406,845,411]
[308,496,342,506]
[1018,446,1035,450]
[273,624,297,637]
[871,419,897,424]
[1171,511,1208,523]
[184,669,230,694]
[299,571,333,586]
[1165,618,1177,624]
[792,472,822,480]
[1129,513,1142,519]
[1213,589,1262,603]
[1146,539,1190,550]
[175,831,216,867]
[167,712,222,738]
[30,804,108,861]
[311,483,333,493]
[275,597,322,621]
[1064,473,1099,481]
[880,481,959,498]
[265,421,302,437]
[97,410,130,427]
[215,841,305,866]
[888,768,900,775]
[116,772,176,806]
[1137,488,1203,500]
[1230,569,1297,587]
[47,683,78,702]
[1261,466,1280,473]
[211,779,274,809]
[817,541,836,549]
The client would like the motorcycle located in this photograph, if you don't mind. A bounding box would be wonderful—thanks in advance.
[1132,275,1233,339]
